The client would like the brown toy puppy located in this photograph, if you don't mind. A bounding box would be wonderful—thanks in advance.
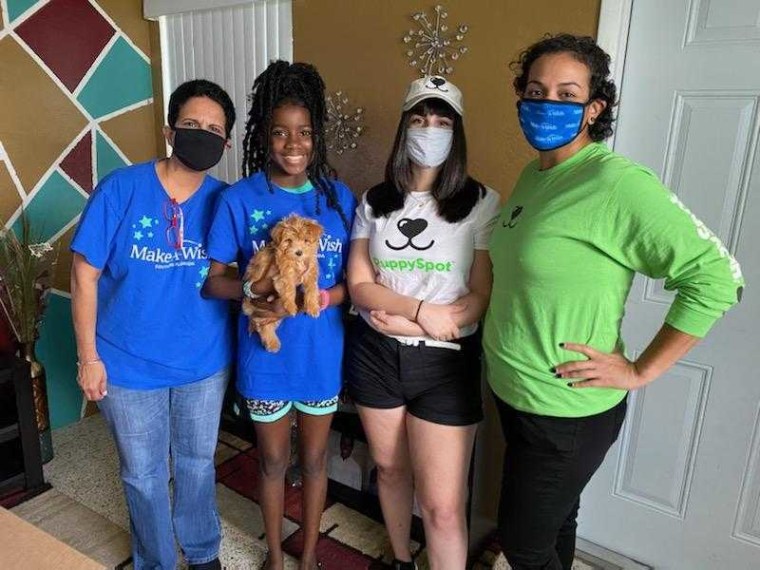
[241,214,323,352]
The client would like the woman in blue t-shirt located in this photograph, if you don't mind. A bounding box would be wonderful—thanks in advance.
[70,80,235,570]
[203,61,355,570]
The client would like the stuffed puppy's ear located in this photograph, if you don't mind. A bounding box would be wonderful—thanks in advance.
[305,219,324,241]
[270,215,296,244]
[270,222,286,244]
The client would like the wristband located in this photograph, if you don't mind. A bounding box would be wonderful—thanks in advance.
[414,300,424,322]
[242,280,260,299]
[319,289,330,311]
[77,358,101,367]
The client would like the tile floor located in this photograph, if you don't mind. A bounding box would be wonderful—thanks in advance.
[9,414,616,569]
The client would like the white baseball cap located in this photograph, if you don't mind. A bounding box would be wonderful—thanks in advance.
[402,75,464,116]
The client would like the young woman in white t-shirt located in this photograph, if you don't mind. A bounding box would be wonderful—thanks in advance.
[346,76,500,570]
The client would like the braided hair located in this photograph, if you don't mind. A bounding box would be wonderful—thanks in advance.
[241,60,349,230]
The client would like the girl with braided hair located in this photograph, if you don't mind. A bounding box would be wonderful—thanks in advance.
[203,61,356,570]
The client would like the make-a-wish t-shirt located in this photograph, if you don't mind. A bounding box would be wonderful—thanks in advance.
[207,172,357,401]
[71,161,232,389]
[351,185,501,341]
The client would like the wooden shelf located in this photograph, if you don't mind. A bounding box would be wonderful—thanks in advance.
[0,472,25,495]
[0,356,45,498]
[0,423,20,444]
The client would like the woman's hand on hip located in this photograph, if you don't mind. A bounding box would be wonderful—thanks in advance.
[78,361,108,401]
[554,342,648,390]
[416,301,465,342]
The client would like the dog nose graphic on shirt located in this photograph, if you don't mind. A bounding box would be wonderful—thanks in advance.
[385,217,435,251]
[502,206,524,229]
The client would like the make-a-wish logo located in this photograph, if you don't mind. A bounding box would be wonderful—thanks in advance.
[195,264,210,289]
[251,233,343,257]
[248,208,274,236]
[318,233,343,256]
[130,238,208,265]
[323,252,341,281]
[129,213,207,269]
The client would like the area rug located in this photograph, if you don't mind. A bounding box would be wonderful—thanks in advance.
[215,435,612,570]
[23,415,616,569]
[215,438,411,569]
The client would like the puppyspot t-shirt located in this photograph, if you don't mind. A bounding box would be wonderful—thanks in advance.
[207,172,357,401]
[351,184,500,340]
[70,161,232,389]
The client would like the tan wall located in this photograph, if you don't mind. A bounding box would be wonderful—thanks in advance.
[294,0,601,524]
[294,0,600,198]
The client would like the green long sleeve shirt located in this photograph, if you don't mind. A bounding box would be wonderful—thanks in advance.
[484,143,744,417]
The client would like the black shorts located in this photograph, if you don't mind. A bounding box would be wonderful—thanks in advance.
[345,318,483,426]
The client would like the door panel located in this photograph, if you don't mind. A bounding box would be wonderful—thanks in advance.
[579,1,760,568]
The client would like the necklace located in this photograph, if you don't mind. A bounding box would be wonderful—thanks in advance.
[407,191,432,209]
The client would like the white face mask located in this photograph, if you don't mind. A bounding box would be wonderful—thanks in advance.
[405,127,453,168]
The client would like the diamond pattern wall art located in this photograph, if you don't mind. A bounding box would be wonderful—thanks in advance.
[6,0,39,23]
[15,0,116,92]
[77,37,153,119]
[60,130,94,193]
[95,129,128,182]
[10,170,87,242]
[0,0,159,429]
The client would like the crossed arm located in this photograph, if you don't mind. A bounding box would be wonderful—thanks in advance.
[346,238,493,340]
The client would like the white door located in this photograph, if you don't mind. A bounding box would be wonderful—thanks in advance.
[579,1,760,568]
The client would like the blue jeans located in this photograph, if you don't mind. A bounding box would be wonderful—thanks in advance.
[98,368,229,569]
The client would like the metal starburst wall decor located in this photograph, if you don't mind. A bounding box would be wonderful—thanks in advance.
[325,91,365,155]
[403,4,469,76]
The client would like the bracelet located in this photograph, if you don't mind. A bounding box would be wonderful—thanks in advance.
[242,280,260,299]
[413,300,424,322]
[76,358,101,367]
[319,289,330,311]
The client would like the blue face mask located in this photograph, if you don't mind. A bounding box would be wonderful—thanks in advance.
[517,99,588,151]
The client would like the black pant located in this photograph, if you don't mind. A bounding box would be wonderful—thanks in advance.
[494,395,627,570]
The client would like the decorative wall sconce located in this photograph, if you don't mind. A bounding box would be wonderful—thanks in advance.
[325,91,365,155]
[403,4,469,76]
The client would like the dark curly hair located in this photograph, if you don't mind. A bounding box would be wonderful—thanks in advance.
[511,34,617,141]
[168,79,236,137]
[241,60,348,230]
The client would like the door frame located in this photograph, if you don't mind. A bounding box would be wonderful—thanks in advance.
[597,0,634,150]
[571,2,653,566]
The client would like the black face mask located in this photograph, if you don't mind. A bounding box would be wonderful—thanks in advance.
[171,128,226,171]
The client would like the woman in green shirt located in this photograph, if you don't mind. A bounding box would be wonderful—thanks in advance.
[484,34,744,570]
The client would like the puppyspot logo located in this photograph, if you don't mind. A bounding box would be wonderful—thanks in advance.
[669,194,743,282]
[502,206,523,229]
[385,218,434,251]
[373,257,453,273]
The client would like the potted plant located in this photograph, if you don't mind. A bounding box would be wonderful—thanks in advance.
[0,216,57,463]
